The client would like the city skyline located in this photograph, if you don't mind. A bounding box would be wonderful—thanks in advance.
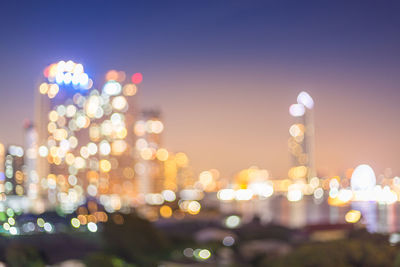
[1,1,400,178]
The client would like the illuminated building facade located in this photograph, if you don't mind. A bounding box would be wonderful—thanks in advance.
[24,121,39,201]
[4,145,25,196]
[288,91,316,182]
[134,109,165,196]
[0,143,5,200]
[35,61,143,213]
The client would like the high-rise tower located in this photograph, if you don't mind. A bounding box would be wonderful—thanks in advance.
[134,109,165,196]
[35,61,143,213]
[288,91,316,182]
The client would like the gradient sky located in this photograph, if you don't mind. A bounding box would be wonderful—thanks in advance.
[1,0,400,179]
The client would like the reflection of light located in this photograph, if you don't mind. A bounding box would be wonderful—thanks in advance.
[289,103,305,117]
[345,210,361,223]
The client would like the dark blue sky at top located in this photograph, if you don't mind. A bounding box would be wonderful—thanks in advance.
[1,0,400,177]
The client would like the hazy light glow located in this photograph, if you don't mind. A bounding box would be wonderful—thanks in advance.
[217,189,235,201]
[289,103,305,117]
[87,222,98,232]
[131,73,143,84]
[351,164,376,191]
[297,91,314,109]
[225,215,241,228]
[235,189,253,201]
[162,190,176,202]
[103,81,122,96]
[198,249,211,260]
[287,185,303,202]
[345,210,361,223]
[222,236,235,246]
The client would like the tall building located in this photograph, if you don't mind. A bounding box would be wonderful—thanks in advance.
[35,60,95,210]
[24,121,39,201]
[35,61,143,213]
[0,143,5,201]
[288,91,316,182]
[4,145,25,196]
[134,109,165,196]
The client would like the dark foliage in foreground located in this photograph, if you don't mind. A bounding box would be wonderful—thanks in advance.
[102,213,170,266]
[261,229,400,267]
[5,243,45,267]
[84,252,136,267]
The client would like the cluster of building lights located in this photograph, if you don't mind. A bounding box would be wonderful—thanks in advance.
[3,69,400,238]
[37,61,148,214]
[288,91,315,180]
[43,60,93,90]
[36,60,206,225]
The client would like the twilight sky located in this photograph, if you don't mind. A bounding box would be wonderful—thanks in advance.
[1,0,400,179]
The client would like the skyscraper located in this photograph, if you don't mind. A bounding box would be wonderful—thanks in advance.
[35,61,143,213]
[134,109,165,197]
[24,121,39,201]
[4,145,25,196]
[0,143,5,201]
[288,91,316,182]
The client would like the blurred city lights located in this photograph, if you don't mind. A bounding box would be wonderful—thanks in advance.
[225,215,241,229]
[345,210,361,223]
